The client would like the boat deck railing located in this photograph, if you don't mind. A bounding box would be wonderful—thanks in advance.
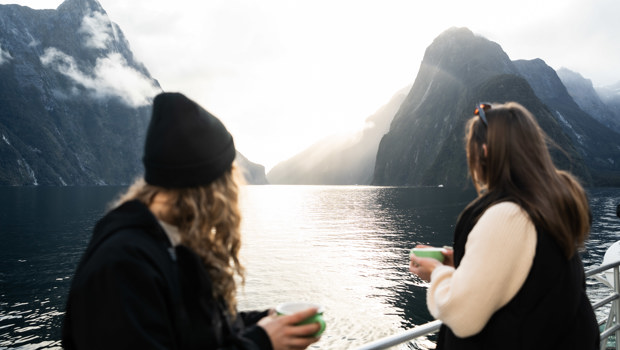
[355,259,620,350]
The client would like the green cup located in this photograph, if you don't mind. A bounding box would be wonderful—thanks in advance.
[275,302,326,337]
[410,247,445,262]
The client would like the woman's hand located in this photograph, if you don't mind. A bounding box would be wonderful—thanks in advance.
[409,245,453,282]
[441,247,455,267]
[258,308,321,350]
[410,255,442,282]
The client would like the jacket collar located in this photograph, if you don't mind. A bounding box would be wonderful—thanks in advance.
[86,200,171,258]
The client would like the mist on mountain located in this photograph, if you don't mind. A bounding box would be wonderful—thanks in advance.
[373,27,620,187]
[2,2,619,187]
[0,0,265,185]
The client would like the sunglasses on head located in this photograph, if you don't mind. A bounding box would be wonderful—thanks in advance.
[474,103,491,126]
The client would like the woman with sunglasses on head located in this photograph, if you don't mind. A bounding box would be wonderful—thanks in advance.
[410,102,599,349]
[62,92,322,350]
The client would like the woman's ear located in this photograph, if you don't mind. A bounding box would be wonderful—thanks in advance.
[482,144,488,158]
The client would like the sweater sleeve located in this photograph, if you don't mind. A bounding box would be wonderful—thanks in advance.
[426,202,537,337]
[239,310,270,325]
[238,311,273,349]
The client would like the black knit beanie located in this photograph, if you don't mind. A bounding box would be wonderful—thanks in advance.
[143,92,236,188]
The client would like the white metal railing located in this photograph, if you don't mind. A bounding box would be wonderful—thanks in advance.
[586,260,620,350]
[355,260,620,350]
[355,320,442,350]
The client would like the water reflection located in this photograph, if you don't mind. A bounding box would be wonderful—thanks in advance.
[238,186,476,349]
[0,186,126,349]
[0,185,618,349]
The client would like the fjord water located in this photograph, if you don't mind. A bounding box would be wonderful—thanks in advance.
[1,186,619,349]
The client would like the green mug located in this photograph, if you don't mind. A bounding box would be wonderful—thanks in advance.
[275,302,326,337]
[410,247,446,262]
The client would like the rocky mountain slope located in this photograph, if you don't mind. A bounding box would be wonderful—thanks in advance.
[0,0,160,185]
[0,0,267,185]
[515,60,620,185]
[556,68,620,134]
[373,27,620,187]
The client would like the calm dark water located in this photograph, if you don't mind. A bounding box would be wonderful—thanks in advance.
[0,186,618,349]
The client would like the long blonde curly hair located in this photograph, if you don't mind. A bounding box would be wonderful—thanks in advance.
[113,165,245,315]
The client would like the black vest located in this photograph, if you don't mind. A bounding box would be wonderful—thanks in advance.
[436,194,599,350]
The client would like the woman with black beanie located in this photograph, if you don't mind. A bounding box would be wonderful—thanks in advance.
[62,92,322,350]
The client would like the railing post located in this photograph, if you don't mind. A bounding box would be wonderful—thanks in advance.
[615,266,620,350]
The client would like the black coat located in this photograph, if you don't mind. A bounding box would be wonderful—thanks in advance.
[62,200,272,350]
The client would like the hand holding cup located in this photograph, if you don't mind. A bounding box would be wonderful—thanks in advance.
[410,245,453,282]
[276,302,326,337]
[258,302,325,350]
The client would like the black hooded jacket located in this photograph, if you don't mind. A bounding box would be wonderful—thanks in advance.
[62,200,272,350]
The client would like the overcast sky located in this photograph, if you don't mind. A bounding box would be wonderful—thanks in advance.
[2,0,620,170]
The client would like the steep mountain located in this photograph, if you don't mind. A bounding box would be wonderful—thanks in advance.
[596,82,620,131]
[373,27,620,187]
[0,0,160,185]
[236,152,268,185]
[556,68,620,134]
[374,27,517,186]
[0,0,267,186]
[267,88,407,185]
[514,60,620,185]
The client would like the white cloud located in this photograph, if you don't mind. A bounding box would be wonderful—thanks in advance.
[79,11,114,49]
[28,37,40,47]
[0,45,13,65]
[40,47,160,107]
[2,134,11,146]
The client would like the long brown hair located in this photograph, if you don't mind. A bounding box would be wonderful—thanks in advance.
[465,102,590,258]
[114,165,245,315]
